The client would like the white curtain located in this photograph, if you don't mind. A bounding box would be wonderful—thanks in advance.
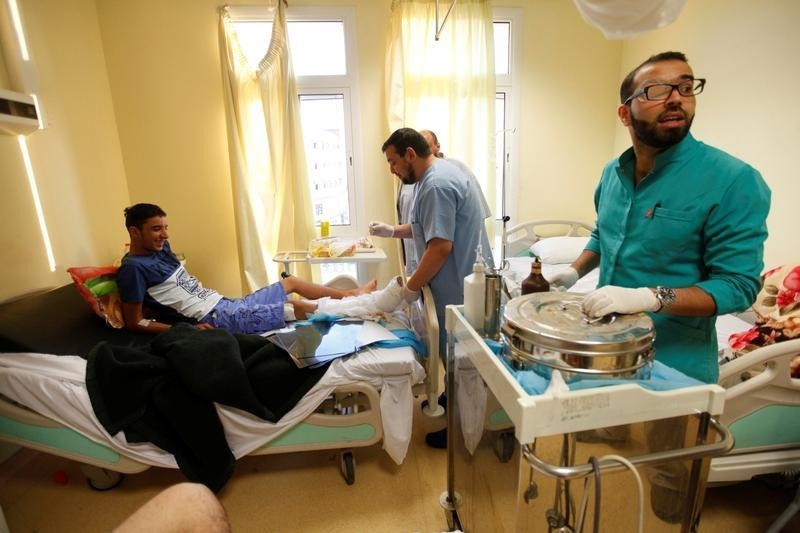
[219,2,313,291]
[385,0,496,230]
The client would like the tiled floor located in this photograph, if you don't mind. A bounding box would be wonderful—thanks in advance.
[0,398,798,532]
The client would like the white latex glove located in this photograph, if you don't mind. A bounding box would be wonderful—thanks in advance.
[547,266,580,290]
[401,284,420,303]
[582,286,659,317]
[369,221,394,238]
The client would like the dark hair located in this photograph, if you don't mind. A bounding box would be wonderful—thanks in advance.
[382,128,431,157]
[124,203,166,229]
[620,51,689,104]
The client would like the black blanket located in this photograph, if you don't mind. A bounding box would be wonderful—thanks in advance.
[85,323,329,491]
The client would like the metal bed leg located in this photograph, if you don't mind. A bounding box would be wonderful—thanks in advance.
[766,482,800,533]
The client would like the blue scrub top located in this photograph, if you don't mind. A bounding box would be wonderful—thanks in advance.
[586,133,771,383]
[411,159,494,353]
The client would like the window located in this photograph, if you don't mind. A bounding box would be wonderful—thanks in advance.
[493,9,521,258]
[229,7,361,237]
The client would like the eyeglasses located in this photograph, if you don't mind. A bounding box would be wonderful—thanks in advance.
[624,78,706,105]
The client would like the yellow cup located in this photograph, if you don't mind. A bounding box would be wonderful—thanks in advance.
[320,220,330,237]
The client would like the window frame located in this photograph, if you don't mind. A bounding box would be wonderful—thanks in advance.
[493,8,522,233]
[287,6,363,238]
[225,5,363,238]
[298,88,358,228]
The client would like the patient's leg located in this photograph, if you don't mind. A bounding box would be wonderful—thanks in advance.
[315,276,405,317]
[280,276,377,300]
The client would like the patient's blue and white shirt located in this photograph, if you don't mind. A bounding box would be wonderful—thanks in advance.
[117,241,223,321]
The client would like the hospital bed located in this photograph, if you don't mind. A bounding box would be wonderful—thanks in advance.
[709,321,800,531]
[709,335,800,484]
[0,280,440,489]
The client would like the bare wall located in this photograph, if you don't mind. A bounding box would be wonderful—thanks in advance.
[0,0,129,302]
[614,0,798,268]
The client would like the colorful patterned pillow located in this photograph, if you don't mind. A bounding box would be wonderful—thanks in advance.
[728,264,800,377]
[66,266,125,329]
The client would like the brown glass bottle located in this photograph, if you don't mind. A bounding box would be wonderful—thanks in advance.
[521,257,550,295]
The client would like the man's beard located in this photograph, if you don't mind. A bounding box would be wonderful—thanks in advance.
[399,166,417,185]
[631,110,694,149]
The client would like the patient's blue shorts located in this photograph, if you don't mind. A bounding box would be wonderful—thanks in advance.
[204,282,287,334]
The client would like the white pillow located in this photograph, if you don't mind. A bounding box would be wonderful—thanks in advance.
[530,236,590,265]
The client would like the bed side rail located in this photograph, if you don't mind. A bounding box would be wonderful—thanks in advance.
[504,219,594,257]
[719,338,800,402]
[420,285,442,416]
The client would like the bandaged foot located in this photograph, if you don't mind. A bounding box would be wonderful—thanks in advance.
[316,276,405,317]
[373,276,404,312]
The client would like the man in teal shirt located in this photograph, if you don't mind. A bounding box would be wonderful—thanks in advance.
[550,51,771,524]
[552,51,771,384]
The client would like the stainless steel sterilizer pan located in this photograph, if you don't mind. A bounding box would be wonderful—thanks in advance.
[501,292,655,382]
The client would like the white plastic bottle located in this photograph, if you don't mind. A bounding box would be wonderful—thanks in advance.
[463,245,487,334]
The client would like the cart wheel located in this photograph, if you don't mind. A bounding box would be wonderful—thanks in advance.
[495,430,515,463]
[80,465,124,491]
[340,451,355,485]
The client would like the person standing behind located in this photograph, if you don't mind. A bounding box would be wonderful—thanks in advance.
[420,129,492,220]
[393,129,492,275]
[370,128,494,447]
[549,51,770,523]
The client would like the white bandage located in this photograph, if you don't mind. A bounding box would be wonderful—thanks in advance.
[373,276,403,312]
[283,303,296,322]
[316,277,406,317]
[137,319,151,327]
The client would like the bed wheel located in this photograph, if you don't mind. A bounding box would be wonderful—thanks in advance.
[339,451,355,485]
[80,465,124,491]
[495,430,515,463]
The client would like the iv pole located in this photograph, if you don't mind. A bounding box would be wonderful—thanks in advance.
[435,0,457,40]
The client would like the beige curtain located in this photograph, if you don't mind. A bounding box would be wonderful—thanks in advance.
[385,0,496,233]
[219,2,313,291]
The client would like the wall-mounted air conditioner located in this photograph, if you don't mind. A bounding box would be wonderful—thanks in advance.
[0,88,38,135]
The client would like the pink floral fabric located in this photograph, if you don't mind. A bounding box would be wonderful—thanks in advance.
[728,264,800,377]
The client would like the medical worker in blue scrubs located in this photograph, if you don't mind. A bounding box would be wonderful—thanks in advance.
[550,51,771,524]
[371,127,494,448]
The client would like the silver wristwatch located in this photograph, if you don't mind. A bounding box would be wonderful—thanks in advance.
[654,286,676,313]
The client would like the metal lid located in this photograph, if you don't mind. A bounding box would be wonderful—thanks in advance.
[503,292,655,355]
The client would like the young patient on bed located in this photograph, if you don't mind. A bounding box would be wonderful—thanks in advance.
[117,203,412,336]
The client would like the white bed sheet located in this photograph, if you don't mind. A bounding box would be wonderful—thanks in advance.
[0,318,425,468]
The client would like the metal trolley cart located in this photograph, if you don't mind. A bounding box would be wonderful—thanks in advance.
[440,304,734,533]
